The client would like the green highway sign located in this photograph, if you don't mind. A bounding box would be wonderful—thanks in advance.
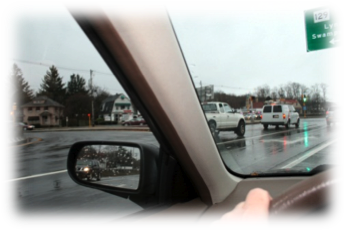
[304,7,339,52]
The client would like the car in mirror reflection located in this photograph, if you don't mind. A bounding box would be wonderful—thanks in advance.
[72,144,141,190]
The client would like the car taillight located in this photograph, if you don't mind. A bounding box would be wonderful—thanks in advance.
[260,115,262,119]
[326,111,329,115]
[283,114,286,119]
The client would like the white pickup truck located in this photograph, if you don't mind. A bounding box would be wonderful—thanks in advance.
[202,102,246,137]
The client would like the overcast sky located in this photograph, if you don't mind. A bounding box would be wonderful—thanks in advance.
[5,1,343,104]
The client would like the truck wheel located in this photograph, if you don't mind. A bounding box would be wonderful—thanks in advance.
[263,124,268,130]
[285,120,290,129]
[236,120,245,137]
[97,172,101,181]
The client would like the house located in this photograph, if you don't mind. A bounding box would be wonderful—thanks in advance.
[99,93,134,122]
[21,96,64,127]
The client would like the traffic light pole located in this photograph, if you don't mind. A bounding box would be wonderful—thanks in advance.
[304,102,306,118]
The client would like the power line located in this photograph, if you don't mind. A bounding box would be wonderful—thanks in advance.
[12,58,115,77]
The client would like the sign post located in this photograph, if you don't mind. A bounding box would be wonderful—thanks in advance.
[304,7,339,52]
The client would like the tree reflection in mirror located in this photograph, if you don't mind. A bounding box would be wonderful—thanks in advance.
[74,145,140,190]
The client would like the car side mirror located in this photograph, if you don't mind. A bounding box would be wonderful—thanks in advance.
[67,141,159,207]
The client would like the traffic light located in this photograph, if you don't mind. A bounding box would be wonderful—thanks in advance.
[88,113,91,117]
[303,95,307,102]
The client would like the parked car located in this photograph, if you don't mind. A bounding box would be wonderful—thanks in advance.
[326,106,337,126]
[261,104,300,129]
[121,118,146,126]
[18,122,35,130]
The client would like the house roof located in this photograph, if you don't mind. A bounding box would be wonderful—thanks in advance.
[100,93,130,114]
[21,96,64,108]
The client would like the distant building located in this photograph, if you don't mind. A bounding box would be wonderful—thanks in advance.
[99,93,134,122]
[21,96,64,127]
[279,99,302,114]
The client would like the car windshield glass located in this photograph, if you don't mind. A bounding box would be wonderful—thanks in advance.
[263,106,272,113]
[168,3,340,176]
[11,5,162,219]
[223,104,232,113]
[202,103,217,112]
[273,106,282,113]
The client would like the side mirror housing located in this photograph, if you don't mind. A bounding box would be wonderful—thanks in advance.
[67,141,159,207]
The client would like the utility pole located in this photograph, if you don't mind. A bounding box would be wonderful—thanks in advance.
[90,70,95,126]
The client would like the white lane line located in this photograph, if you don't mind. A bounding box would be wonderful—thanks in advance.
[281,139,338,169]
[7,170,67,182]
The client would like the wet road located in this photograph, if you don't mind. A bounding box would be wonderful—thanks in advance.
[217,118,338,174]
[9,118,338,221]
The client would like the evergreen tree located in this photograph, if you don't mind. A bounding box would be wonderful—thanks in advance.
[66,74,89,96]
[37,65,66,104]
[65,74,92,125]
[11,63,34,106]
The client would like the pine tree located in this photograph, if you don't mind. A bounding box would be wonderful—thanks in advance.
[66,74,89,96]
[37,65,66,104]
[11,63,34,106]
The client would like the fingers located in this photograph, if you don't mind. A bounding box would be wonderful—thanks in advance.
[217,188,272,222]
[242,188,272,218]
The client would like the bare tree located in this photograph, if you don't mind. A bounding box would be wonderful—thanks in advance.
[271,87,279,101]
[278,85,286,99]
[284,84,293,99]
[291,82,301,99]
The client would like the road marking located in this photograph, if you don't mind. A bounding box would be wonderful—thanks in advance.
[7,170,67,182]
[281,139,338,169]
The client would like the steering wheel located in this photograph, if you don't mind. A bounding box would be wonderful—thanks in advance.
[269,169,337,217]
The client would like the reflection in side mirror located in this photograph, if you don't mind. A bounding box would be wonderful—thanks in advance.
[74,144,140,190]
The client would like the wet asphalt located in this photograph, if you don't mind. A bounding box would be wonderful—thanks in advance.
[9,118,338,222]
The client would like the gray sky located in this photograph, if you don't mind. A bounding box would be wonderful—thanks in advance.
[7,1,343,104]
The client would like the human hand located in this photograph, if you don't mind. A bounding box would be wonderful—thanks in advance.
[210,188,272,227]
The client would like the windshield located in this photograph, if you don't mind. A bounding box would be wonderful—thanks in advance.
[168,4,340,176]
[202,103,217,112]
